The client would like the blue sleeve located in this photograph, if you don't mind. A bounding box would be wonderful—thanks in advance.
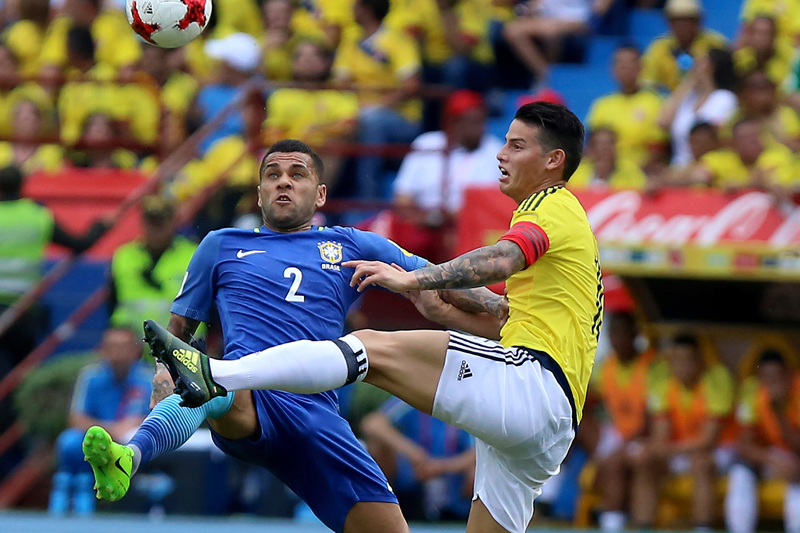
[457,429,474,452]
[170,231,222,322]
[350,229,428,271]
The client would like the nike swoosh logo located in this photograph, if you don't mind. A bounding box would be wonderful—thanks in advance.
[237,250,267,259]
[114,457,130,478]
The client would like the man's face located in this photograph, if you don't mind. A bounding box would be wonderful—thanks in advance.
[689,128,718,160]
[452,107,485,151]
[101,329,140,377]
[751,18,775,52]
[258,152,326,231]
[292,42,329,83]
[264,0,292,31]
[670,16,700,47]
[758,361,791,405]
[733,122,764,163]
[613,49,640,87]
[609,316,637,360]
[143,216,175,250]
[671,344,702,386]
[742,73,775,112]
[13,101,42,140]
[497,120,559,203]
[589,129,616,167]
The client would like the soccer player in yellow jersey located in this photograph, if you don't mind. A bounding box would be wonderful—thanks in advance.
[149,103,603,533]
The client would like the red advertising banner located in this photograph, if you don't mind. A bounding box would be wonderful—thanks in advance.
[459,187,800,282]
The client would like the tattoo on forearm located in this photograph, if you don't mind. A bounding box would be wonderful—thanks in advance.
[167,313,200,343]
[415,241,526,291]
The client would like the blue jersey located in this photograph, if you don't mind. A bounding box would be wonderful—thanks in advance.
[172,224,426,362]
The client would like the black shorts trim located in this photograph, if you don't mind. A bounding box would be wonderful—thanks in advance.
[446,333,578,431]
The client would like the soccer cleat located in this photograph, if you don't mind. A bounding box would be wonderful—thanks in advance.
[82,426,133,502]
[143,319,226,408]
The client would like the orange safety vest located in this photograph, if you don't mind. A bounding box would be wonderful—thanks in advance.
[600,349,655,440]
[665,377,738,443]
[753,375,800,450]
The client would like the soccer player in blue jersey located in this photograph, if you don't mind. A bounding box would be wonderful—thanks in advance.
[82,139,455,532]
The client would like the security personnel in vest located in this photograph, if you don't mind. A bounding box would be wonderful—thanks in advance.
[0,165,109,369]
[108,195,196,334]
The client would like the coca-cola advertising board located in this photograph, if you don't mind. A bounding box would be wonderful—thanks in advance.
[458,188,800,281]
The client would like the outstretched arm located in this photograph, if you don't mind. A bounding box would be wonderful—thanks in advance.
[345,240,526,293]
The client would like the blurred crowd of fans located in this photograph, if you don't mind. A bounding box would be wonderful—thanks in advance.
[1,0,800,529]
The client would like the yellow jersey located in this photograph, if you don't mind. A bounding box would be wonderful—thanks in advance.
[499,186,603,421]
[264,88,360,145]
[333,26,422,122]
[700,145,797,187]
[40,11,142,72]
[569,157,648,191]
[741,0,800,49]
[208,0,264,38]
[586,90,666,164]
[3,20,45,77]
[720,106,800,146]
[0,143,63,174]
[734,42,796,87]
[639,30,728,91]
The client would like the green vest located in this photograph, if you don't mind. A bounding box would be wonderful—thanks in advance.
[110,236,197,331]
[0,198,54,303]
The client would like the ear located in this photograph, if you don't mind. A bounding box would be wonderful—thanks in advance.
[257,185,262,207]
[546,149,567,172]
[315,183,327,208]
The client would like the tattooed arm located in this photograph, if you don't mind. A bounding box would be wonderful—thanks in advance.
[150,313,201,408]
[345,241,527,294]
[419,262,509,319]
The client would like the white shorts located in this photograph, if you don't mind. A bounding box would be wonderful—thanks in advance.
[432,332,577,533]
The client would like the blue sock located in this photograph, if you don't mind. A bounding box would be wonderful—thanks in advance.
[127,393,234,473]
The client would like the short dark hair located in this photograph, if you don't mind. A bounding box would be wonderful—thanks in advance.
[67,26,95,62]
[513,102,585,181]
[708,47,738,92]
[616,42,641,56]
[758,349,787,368]
[0,165,24,196]
[359,0,390,22]
[673,332,700,349]
[261,139,325,181]
[689,121,717,137]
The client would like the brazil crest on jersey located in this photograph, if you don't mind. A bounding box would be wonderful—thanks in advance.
[171,225,427,364]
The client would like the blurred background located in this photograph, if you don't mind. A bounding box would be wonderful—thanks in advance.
[0,0,799,531]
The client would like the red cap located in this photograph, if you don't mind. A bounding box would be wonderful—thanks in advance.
[445,89,485,119]
[517,88,567,108]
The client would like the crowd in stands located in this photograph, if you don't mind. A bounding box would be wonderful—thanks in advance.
[1,0,800,529]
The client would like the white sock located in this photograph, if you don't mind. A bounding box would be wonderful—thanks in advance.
[785,483,800,533]
[599,511,626,532]
[208,335,368,394]
[725,463,758,533]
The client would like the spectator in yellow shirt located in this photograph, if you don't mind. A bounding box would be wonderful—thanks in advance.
[57,27,160,149]
[694,118,796,194]
[631,333,736,530]
[261,0,297,81]
[739,0,800,51]
[570,128,649,191]
[334,0,422,199]
[264,40,359,189]
[587,44,666,168]
[292,0,358,49]
[2,0,49,77]
[724,69,800,151]
[639,0,728,92]
[39,0,142,76]
[210,0,264,39]
[67,113,138,169]
[734,15,794,88]
[666,121,721,185]
[0,99,63,174]
[390,0,494,92]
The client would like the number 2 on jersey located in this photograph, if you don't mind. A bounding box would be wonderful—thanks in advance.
[284,267,305,302]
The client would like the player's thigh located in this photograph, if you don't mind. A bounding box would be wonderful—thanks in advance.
[354,329,449,416]
[206,390,259,440]
[343,501,409,533]
[466,497,513,533]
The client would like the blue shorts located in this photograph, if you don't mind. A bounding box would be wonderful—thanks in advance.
[210,389,397,532]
